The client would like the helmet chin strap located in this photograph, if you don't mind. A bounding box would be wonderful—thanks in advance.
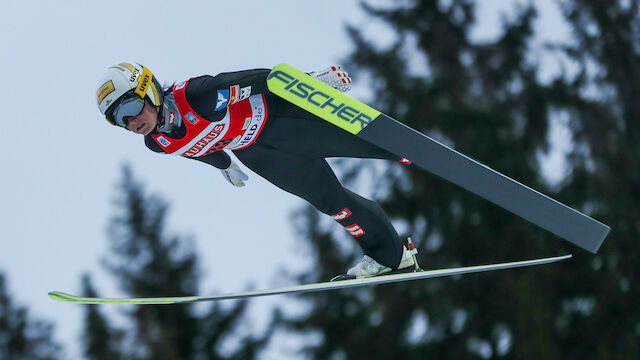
[156,93,182,133]
[155,104,163,129]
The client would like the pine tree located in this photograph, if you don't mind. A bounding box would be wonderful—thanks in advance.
[81,274,122,360]
[0,272,63,360]
[548,1,640,358]
[104,165,201,359]
[83,165,269,360]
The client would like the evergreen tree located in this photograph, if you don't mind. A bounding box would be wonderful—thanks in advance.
[0,272,62,360]
[550,1,640,358]
[104,165,201,359]
[81,274,122,360]
[276,0,636,359]
[82,165,268,360]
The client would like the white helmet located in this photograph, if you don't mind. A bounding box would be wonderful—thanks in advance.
[96,62,163,126]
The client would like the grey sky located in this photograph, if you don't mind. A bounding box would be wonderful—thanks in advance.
[0,0,570,358]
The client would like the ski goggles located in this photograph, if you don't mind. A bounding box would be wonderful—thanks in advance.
[106,91,146,128]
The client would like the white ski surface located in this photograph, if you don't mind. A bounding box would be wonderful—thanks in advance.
[49,254,571,305]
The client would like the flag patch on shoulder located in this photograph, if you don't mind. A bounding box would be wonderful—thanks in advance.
[215,90,229,110]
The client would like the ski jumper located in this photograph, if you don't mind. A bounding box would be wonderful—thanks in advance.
[144,69,404,269]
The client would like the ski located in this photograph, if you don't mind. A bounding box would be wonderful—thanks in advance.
[48,255,571,305]
[266,64,610,253]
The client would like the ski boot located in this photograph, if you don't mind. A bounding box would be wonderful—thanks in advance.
[331,237,421,281]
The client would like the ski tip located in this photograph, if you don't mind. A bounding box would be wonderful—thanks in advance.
[49,291,106,304]
[48,291,201,305]
[48,291,78,303]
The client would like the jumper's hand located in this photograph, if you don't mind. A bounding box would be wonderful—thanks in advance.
[309,66,352,92]
[220,160,248,187]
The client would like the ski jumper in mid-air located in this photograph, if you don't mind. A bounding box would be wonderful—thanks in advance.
[95,62,419,278]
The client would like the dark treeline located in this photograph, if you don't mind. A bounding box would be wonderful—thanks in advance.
[274,1,638,359]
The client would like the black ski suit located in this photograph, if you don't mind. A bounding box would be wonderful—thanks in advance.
[145,69,404,269]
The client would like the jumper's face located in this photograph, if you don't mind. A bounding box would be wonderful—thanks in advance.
[125,101,158,135]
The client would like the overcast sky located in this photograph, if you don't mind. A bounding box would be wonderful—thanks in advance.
[0,1,570,358]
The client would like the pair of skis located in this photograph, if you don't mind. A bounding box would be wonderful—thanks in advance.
[49,64,608,305]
